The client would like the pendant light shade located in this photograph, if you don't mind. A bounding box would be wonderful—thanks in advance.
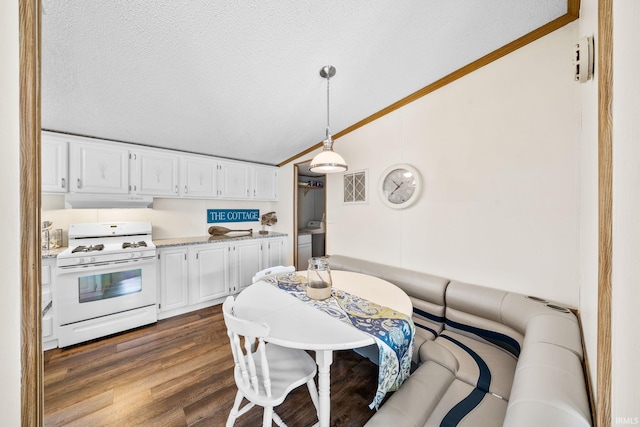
[310,65,348,174]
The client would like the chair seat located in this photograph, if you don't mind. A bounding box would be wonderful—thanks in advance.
[236,343,317,407]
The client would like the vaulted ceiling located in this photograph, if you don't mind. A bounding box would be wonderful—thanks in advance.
[41,0,569,166]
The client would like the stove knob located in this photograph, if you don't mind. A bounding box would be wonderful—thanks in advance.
[129,253,135,258]
[90,257,96,263]
[78,257,85,264]
[136,251,142,258]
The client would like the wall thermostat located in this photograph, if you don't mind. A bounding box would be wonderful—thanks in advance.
[574,36,594,83]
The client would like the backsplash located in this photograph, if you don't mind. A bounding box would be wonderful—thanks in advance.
[42,195,278,246]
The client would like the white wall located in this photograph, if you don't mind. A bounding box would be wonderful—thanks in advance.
[0,1,23,424]
[320,23,581,306]
[42,195,279,242]
[611,0,640,420]
[577,0,600,403]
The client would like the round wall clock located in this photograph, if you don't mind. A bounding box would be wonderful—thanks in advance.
[378,163,422,209]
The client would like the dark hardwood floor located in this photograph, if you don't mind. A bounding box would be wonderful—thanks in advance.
[44,305,380,426]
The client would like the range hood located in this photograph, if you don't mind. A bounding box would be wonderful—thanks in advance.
[64,194,153,209]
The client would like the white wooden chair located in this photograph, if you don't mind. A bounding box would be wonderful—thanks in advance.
[222,295,319,427]
[251,265,295,283]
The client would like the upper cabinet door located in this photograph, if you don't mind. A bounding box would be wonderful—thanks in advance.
[217,160,250,199]
[180,155,217,198]
[70,141,129,194]
[133,149,179,196]
[252,165,278,200]
[41,133,69,193]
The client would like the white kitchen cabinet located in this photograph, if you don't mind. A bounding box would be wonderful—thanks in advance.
[231,240,263,293]
[41,133,69,193]
[252,165,278,200]
[43,131,281,202]
[131,149,179,197]
[180,155,217,198]
[217,160,251,199]
[158,247,189,312]
[157,235,287,319]
[189,243,230,304]
[297,234,312,271]
[262,236,286,270]
[70,141,129,194]
[42,258,58,350]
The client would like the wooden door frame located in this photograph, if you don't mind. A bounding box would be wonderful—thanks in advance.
[597,0,613,425]
[20,0,43,425]
[293,163,300,269]
[292,160,327,269]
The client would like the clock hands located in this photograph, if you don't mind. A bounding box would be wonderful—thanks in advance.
[390,180,403,196]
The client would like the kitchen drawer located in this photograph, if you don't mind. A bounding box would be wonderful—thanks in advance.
[42,264,51,285]
[298,234,312,244]
[43,315,53,338]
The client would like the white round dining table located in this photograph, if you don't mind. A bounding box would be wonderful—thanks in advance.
[233,270,412,427]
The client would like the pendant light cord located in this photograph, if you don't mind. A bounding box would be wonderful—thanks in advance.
[325,69,332,146]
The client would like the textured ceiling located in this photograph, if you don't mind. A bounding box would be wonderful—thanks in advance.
[41,0,567,166]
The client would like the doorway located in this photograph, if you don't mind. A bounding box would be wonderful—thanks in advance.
[293,160,327,271]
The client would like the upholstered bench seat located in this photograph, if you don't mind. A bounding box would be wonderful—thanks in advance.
[327,255,592,427]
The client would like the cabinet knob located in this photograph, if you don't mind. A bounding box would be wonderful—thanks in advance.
[175,185,178,194]
[77,178,82,189]
[184,186,188,194]
[61,177,66,188]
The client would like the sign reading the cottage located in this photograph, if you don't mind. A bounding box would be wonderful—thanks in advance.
[207,209,260,223]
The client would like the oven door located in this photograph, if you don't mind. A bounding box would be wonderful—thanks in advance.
[57,257,157,326]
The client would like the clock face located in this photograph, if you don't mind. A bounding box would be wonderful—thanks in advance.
[378,164,421,209]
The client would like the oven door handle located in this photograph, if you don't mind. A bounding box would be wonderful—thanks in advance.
[57,257,156,275]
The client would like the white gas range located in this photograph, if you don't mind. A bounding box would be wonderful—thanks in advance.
[56,222,158,347]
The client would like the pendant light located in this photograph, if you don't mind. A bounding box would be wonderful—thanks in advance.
[309,65,348,173]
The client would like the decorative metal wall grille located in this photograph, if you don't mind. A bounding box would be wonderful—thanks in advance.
[343,170,367,203]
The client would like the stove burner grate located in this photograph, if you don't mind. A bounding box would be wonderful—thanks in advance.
[123,241,148,249]
[71,244,105,253]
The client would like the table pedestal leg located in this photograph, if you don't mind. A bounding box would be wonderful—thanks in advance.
[315,350,333,427]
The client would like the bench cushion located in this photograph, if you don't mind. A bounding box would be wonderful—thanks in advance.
[424,380,507,427]
[364,360,508,427]
[364,361,456,427]
[423,330,518,400]
[503,342,591,427]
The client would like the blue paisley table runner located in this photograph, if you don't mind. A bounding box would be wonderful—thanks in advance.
[263,273,415,409]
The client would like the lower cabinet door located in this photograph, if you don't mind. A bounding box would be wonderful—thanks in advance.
[297,243,312,271]
[190,244,229,303]
[265,237,285,269]
[234,240,262,292]
[159,248,189,312]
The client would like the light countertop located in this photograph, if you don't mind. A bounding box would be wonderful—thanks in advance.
[154,231,288,248]
[42,247,67,259]
[40,231,289,258]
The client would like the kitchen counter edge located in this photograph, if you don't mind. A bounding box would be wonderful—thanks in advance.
[153,231,288,248]
[42,247,67,259]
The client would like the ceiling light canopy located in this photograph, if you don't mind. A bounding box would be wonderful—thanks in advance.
[310,65,348,174]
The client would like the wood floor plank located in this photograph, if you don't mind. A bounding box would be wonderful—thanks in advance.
[45,304,379,426]
[44,390,114,427]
